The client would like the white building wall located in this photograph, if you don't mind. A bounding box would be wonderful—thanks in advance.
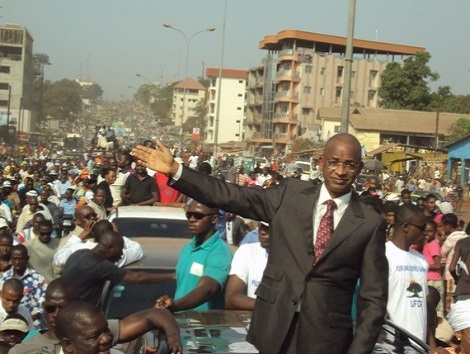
[206,76,246,144]
[172,86,206,127]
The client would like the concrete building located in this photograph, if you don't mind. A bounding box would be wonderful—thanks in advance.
[246,29,424,156]
[172,77,206,127]
[205,68,247,145]
[0,23,35,137]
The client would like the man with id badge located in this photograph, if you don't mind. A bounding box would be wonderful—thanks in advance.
[155,200,232,312]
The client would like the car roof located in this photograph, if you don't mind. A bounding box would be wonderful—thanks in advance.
[108,205,186,222]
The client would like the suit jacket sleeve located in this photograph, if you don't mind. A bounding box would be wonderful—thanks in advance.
[348,218,388,353]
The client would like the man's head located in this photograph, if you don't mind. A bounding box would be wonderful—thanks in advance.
[319,133,363,199]
[37,219,54,244]
[64,188,74,200]
[0,314,29,346]
[56,301,113,354]
[441,213,459,236]
[393,204,426,248]
[76,205,97,228]
[400,189,412,205]
[39,189,50,204]
[424,194,438,214]
[258,222,270,249]
[416,197,425,210]
[185,200,218,240]
[10,245,29,275]
[95,230,124,263]
[92,187,106,207]
[135,164,148,176]
[118,153,132,169]
[0,233,12,258]
[1,278,23,315]
[43,278,79,334]
[92,219,114,242]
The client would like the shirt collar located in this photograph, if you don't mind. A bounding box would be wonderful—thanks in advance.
[318,183,352,215]
[190,230,220,250]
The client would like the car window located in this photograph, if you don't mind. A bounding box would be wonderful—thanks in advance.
[113,218,191,238]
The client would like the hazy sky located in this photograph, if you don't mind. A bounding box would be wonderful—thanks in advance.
[4,0,470,100]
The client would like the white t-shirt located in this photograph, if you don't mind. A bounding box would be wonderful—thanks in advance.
[229,242,268,298]
[386,241,428,341]
[188,155,199,169]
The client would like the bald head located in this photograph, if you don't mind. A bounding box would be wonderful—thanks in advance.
[2,278,23,294]
[45,278,78,301]
[187,200,218,215]
[324,133,362,159]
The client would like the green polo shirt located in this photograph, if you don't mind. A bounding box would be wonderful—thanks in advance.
[175,231,233,311]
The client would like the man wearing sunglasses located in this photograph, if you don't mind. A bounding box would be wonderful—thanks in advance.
[155,200,232,313]
[386,203,429,342]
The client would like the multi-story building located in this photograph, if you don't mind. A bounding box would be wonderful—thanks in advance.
[246,29,424,155]
[0,23,35,138]
[172,77,206,127]
[205,68,247,145]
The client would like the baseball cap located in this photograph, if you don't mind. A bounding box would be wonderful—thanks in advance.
[0,316,29,333]
[260,221,270,227]
[2,180,11,188]
[436,200,453,214]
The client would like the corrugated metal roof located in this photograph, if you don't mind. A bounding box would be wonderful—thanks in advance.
[317,107,470,135]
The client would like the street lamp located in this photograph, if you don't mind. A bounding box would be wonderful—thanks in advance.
[163,23,215,150]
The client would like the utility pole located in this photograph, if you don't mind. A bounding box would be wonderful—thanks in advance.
[340,0,357,133]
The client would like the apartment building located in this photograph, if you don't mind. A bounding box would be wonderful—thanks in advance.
[205,68,247,145]
[246,29,424,156]
[172,77,206,127]
[0,23,35,136]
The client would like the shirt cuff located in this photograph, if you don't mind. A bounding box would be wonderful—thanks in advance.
[172,163,183,181]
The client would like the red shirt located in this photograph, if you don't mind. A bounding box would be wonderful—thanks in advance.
[155,173,180,203]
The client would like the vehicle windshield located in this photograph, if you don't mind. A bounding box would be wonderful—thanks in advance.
[113,217,191,238]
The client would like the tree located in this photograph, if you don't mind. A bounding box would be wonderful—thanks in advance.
[42,79,82,120]
[151,82,176,126]
[378,51,439,111]
[447,118,470,143]
[182,100,207,137]
[81,83,103,102]
[291,138,316,152]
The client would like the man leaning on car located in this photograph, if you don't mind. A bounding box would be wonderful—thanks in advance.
[155,199,232,312]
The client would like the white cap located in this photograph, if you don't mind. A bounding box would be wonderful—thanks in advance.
[436,201,453,214]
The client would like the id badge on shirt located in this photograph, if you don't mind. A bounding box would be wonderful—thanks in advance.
[190,262,204,277]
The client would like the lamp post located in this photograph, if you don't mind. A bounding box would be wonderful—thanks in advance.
[163,23,215,150]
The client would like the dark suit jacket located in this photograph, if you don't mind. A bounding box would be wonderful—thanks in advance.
[172,167,388,354]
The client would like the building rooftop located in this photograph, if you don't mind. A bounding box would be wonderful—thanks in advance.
[206,68,248,79]
[174,77,206,91]
[260,29,425,56]
[317,107,470,135]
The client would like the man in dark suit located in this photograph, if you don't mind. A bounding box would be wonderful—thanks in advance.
[133,133,388,354]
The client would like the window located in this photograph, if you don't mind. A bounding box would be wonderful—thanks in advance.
[0,83,9,90]
[239,80,243,84]
[334,125,341,133]
[320,67,326,75]
[0,100,7,106]
[351,71,356,79]
[319,88,325,96]
[0,66,10,74]
[238,93,242,97]
[302,108,311,115]
[303,86,311,94]
[305,65,312,73]
[237,107,242,110]
[337,66,344,77]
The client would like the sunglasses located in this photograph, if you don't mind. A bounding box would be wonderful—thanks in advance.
[185,212,217,220]
[44,305,62,314]
[406,222,426,232]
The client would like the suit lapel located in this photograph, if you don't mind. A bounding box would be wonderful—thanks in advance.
[300,185,320,248]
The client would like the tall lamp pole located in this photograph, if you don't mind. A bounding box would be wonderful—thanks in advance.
[340,0,357,133]
[163,23,215,151]
[212,0,228,165]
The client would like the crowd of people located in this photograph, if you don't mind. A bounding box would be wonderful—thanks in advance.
[0,133,468,353]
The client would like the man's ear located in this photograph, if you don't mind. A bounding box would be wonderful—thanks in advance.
[61,338,74,354]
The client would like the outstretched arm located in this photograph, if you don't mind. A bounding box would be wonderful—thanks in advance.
[118,307,182,354]
[132,140,179,176]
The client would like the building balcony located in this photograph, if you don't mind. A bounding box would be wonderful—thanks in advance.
[273,113,299,124]
[274,91,299,103]
[273,133,289,144]
[278,49,295,62]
